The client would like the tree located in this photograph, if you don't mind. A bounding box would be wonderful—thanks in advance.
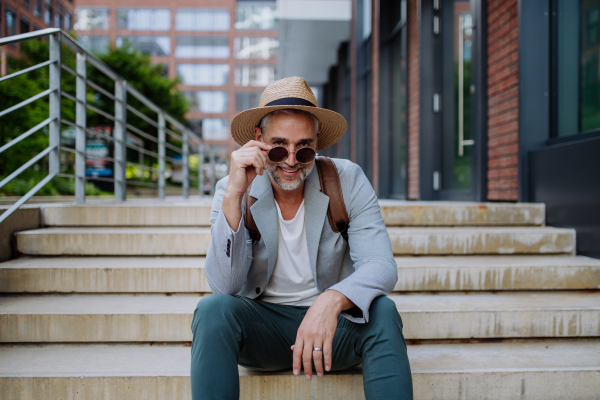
[0,34,189,196]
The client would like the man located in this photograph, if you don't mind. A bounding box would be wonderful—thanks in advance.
[191,76,413,399]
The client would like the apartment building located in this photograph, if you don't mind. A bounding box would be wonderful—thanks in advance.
[73,0,278,156]
[0,0,75,73]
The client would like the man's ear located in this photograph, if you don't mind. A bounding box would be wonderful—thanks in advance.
[254,127,262,142]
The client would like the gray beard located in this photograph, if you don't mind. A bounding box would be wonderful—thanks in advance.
[267,161,314,191]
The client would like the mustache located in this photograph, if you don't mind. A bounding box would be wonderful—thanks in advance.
[274,162,304,169]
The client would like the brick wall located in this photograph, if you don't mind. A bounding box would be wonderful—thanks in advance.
[487,0,519,201]
[407,0,420,200]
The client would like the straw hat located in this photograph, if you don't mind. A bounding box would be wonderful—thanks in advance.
[230,76,347,151]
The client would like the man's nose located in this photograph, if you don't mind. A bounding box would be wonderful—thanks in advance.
[286,147,297,166]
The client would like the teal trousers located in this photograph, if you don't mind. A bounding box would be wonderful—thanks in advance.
[190,294,413,400]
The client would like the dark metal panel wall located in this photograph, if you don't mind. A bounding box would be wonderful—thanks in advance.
[530,137,600,258]
[517,0,551,202]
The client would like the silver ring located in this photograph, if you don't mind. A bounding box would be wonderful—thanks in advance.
[313,347,322,351]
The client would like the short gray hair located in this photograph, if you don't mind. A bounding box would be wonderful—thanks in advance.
[259,109,319,136]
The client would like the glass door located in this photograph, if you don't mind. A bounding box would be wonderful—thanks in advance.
[440,0,477,199]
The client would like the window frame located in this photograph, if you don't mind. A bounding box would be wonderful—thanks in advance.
[550,0,600,143]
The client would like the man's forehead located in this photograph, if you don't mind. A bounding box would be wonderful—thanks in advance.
[263,114,317,141]
[267,136,315,143]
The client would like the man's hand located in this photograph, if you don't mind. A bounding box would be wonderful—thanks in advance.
[291,290,355,380]
[222,140,272,230]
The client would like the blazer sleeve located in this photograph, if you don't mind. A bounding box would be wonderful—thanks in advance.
[327,163,398,323]
[204,176,254,295]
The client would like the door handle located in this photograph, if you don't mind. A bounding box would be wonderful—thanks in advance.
[458,15,474,156]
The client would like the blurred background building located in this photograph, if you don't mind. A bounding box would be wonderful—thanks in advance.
[0,0,75,74]
[72,0,278,159]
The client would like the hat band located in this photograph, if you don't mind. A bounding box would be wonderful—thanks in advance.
[265,97,316,107]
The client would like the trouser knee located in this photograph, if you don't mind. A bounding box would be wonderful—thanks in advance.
[370,296,402,325]
[363,296,404,340]
[191,294,244,337]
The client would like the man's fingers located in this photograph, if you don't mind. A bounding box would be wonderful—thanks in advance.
[303,344,313,380]
[244,140,272,151]
[292,340,303,376]
[236,153,266,176]
[323,340,333,372]
[313,346,324,377]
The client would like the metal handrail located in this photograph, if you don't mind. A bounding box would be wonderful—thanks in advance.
[0,29,223,225]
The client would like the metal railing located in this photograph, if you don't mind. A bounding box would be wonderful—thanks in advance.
[0,29,223,224]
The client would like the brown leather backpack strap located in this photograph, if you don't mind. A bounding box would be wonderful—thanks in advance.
[244,183,261,241]
[315,156,350,241]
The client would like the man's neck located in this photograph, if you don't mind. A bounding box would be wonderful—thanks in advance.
[270,176,305,220]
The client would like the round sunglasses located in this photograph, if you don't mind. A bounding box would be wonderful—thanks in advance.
[267,146,317,164]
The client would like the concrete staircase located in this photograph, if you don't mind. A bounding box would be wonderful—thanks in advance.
[1,200,599,399]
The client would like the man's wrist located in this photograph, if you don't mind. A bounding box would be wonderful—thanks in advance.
[325,289,354,313]
[224,187,245,203]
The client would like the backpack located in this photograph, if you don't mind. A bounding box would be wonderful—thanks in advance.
[244,156,350,242]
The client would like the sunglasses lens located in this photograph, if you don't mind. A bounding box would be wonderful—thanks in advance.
[295,148,317,164]
[268,147,289,163]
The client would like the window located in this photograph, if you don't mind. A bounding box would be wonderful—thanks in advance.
[235,3,276,30]
[74,8,110,30]
[65,11,72,30]
[6,8,16,37]
[20,16,30,34]
[176,36,229,58]
[183,91,229,113]
[201,118,229,140]
[236,91,262,111]
[234,64,276,86]
[117,9,170,31]
[24,0,30,10]
[116,36,171,56]
[234,37,278,59]
[44,0,53,25]
[177,64,230,86]
[79,35,109,54]
[55,2,63,29]
[553,0,600,136]
[176,9,230,31]
[34,0,42,17]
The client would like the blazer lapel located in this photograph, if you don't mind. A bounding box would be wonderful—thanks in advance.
[303,166,329,289]
[249,173,279,279]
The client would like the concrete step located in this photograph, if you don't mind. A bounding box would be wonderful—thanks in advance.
[387,227,574,255]
[1,292,598,342]
[40,200,545,227]
[15,226,575,256]
[1,340,598,399]
[2,255,599,293]
[379,200,545,226]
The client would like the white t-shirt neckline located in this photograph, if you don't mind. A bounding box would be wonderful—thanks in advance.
[259,199,320,306]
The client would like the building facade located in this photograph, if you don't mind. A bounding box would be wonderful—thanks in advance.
[73,0,278,157]
[310,0,600,257]
[0,0,75,74]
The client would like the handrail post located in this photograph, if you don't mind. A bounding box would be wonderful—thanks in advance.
[75,52,87,204]
[209,149,216,196]
[198,142,204,198]
[48,33,61,177]
[158,113,166,200]
[182,130,189,199]
[114,80,127,201]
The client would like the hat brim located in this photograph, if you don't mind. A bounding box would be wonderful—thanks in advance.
[230,105,347,151]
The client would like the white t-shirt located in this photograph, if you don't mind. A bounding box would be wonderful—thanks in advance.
[259,200,320,306]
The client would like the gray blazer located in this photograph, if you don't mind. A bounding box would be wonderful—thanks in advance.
[205,158,397,323]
